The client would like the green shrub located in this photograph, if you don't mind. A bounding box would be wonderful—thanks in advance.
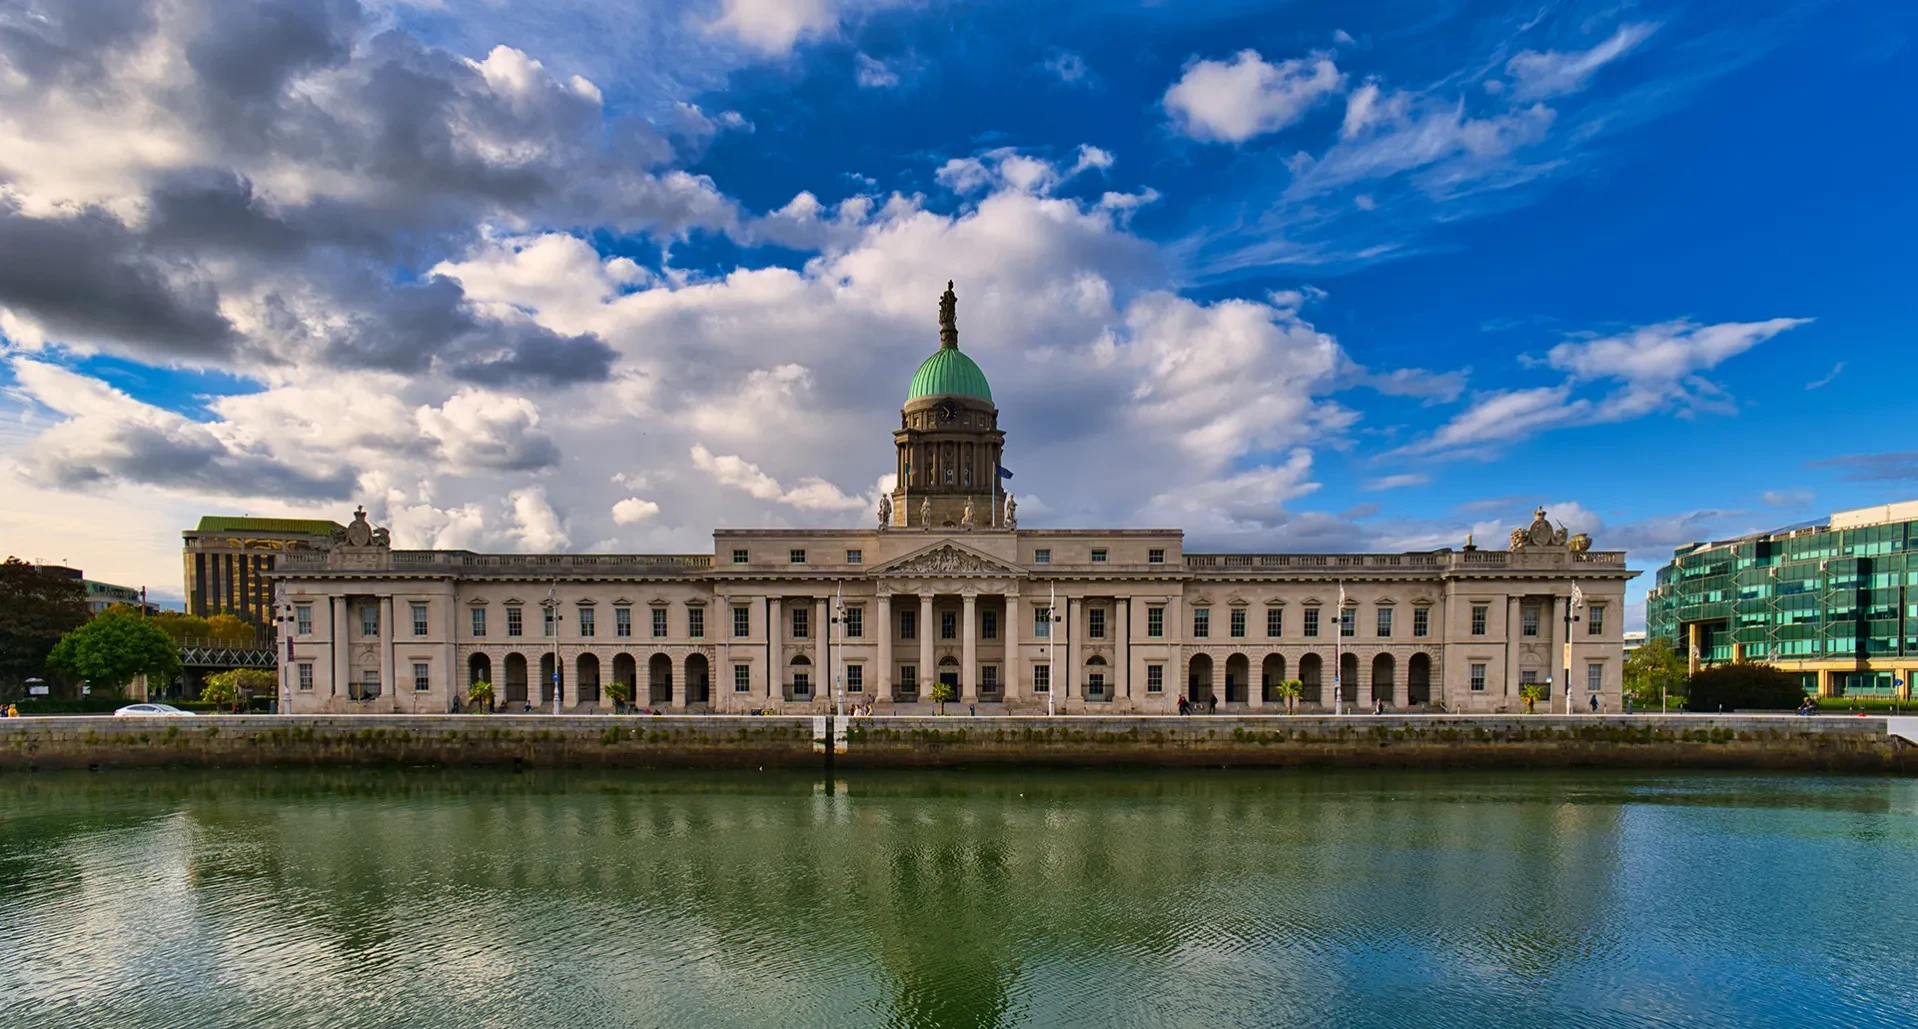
[1685,663,1806,712]
[1814,696,1912,712]
[14,696,127,714]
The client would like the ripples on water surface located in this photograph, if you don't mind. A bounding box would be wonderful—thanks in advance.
[3,769,1917,1028]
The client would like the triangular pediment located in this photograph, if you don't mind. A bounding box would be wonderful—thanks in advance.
[871,541,1026,577]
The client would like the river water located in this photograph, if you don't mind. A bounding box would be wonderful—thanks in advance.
[2,769,1916,1028]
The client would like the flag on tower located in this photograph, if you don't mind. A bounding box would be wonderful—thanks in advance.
[996,464,1014,479]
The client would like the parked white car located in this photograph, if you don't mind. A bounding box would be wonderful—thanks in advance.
[113,703,194,717]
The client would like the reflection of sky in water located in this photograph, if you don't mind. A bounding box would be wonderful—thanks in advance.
[2,770,1916,1028]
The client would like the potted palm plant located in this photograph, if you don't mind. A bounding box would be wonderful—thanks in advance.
[1520,683,1544,714]
[1275,678,1304,714]
[467,679,495,712]
[930,681,955,715]
[605,678,632,714]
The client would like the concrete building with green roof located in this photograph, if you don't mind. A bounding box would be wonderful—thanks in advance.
[183,515,345,627]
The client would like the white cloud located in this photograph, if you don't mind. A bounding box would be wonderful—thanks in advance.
[1506,23,1658,101]
[1364,474,1429,491]
[1805,361,1844,390]
[1165,50,1344,143]
[1761,488,1813,508]
[507,486,570,551]
[704,0,838,55]
[934,145,1114,197]
[1043,51,1090,85]
[1402,384,1587,456]
[1545,317,1811,420]
[611,497,661,524]
[690,444,866,511]
[414,389,560,472]
[855,53,900,88]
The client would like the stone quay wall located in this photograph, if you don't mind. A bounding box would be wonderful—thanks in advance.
[0,715,1909,774]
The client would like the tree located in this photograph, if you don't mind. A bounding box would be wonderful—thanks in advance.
[604,678,631,711]
[200,674,239,712]
[204,613,258,644]
[150,612,213,641]
[46,612,181,696]
[1625,638,1689,711]
[930,681,955,715]
[0,557,89,694]
[468,679,496,711]
[1274,678,1303,714]
[1687,662,1805,712]
[1520,682,1545,714]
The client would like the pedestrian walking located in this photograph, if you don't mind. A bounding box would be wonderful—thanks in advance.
[1177,695,1190,716]
[1589,693,1599,714]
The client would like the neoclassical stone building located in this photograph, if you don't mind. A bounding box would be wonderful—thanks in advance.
[271,285,1636,715]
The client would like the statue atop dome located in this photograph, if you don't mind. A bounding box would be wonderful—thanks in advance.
[938,280,958,349]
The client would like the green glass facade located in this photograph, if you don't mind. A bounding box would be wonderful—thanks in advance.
[1646,508,1918,696]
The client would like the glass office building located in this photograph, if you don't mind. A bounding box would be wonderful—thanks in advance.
[1646,500,1918,697]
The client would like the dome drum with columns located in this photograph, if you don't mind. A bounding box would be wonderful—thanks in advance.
[260,280,1637,716]
[889,281,1006,530]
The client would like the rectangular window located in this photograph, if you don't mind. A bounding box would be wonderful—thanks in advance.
[542,606,555,637]
[616,607,631,637]
[941,610,956,640]
[295,604,312,635]
[507,606,523,637]
[1229,608,1246,638]
[579,607,595,638]
[1034,549,1050,564]
[733,606,750,638]
[789,549,806,564]
[1523,605,1540,637]
[411,602,428,637]
[1587,662,1604,693]
[1413,607,1430,638]
[1147,606,1164,638]
[1377,608,1393,638]
[1470,663,1487,692]
[1589,605,1606,635]
[297,663,313,691]
[901,664,917,689]
[1034,607,1050,638]
[688,607,705,639]
[653,608,669,638]
[362,670,380,696]
[1148,548,1165,564]
[845,606,863,638]
[1471,605,1488,636]
[361,605,379,638]
[1091,548,1108,563]
[846,549,862,564]
[1090,608,1106,639]
[732,548,748,564]
[981,609,997,640]
[1304,608,1320,637]
[413,662,430,692]
[793,606,810,639]
[1340,607,1356,638]
[1193,608,1210,638]
[1146,664,1164,693]
[847,665,864,693]
[982,665,998,692]
[471,607,487,637]
[733,664,751,692]
[1033,665,1050,693]
[1267,607,1282,638]
[901,608,916,640]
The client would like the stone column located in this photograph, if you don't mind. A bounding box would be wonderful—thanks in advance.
[962,592,978,701]
[876,593,893,698]
[379,595,395,710]
[1118,597,1133,702]
[1506,596,1522,699]
[1066,596,1080,700]
[1550,594,1567,710]
[1004,591,1020,702]
[768,597,784,700]
[919,593,934,697]
[331,596,348,698]
[714,593,730,711]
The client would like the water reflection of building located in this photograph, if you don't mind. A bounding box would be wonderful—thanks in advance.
[269,284,1634,715]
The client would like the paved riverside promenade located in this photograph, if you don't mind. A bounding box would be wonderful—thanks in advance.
[2,714,1912,773]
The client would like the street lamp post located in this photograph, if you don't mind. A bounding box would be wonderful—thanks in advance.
[832,582,846,720]
[1564,584,1585,715]
[1046,583,1062,716]
[548,580,561,716]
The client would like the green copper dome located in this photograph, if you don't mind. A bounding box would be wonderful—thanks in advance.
[907,346,992,402]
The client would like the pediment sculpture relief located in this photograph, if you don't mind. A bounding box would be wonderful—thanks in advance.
[885,544,1010,576]
[1508,506,1572,551]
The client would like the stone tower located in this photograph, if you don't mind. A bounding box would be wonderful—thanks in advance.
[890,282,1006,529]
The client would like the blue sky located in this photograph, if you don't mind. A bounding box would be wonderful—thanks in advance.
[0,0,1912,623]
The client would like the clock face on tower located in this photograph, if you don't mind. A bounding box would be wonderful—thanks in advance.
[935,401,958,423]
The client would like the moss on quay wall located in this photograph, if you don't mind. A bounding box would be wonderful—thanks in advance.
[0,714,1908,773]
